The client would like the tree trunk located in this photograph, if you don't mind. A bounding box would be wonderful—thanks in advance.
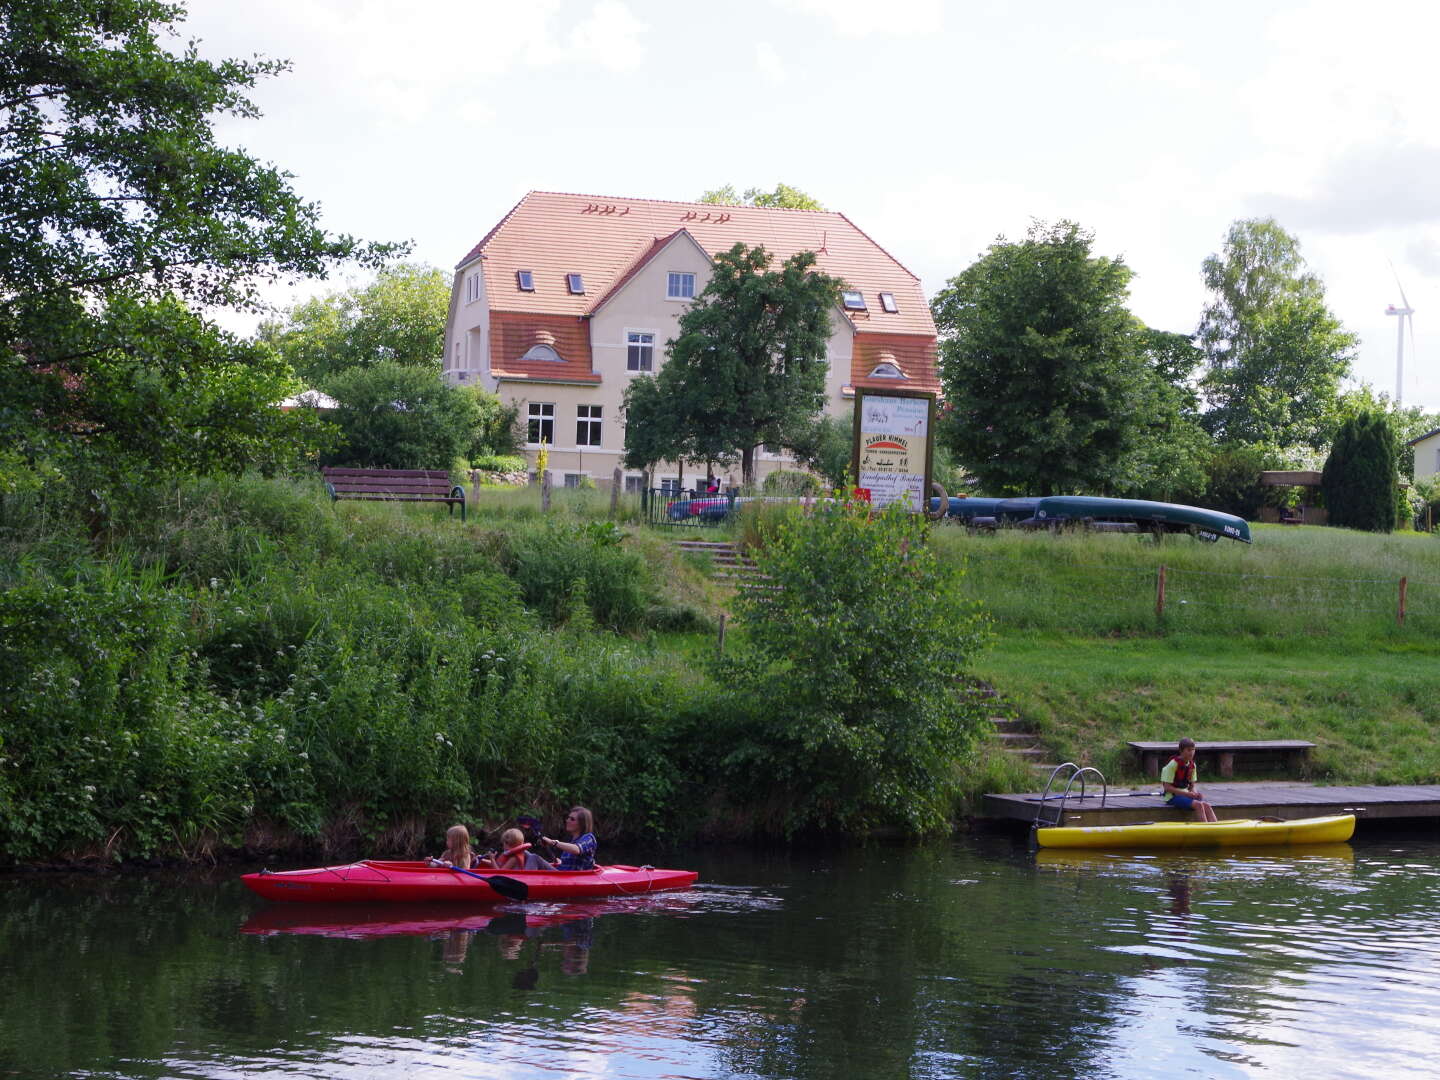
[742,445,755,490]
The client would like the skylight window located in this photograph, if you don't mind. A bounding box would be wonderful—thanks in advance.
[516,270,534,291]
[879,292,898,313]
[842,290,867,311]
[566,273,585,295]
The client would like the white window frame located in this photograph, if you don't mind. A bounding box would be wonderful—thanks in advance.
[576,404,602,447]
[624,474,646,494]
[841,289,867,311]
[658,476,683,495]
[465,273,481,304]
[626,329,656,373]
[563,472,590,489]
[526,402,555,446]
[666,271,696,300]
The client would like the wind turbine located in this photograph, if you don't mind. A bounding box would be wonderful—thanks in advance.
[1386,265,1416,405]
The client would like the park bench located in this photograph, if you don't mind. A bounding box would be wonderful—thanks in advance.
[1129,739,1316,779]
[321,467,466,521]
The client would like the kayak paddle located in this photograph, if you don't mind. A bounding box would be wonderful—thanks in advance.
[444,864,529,901]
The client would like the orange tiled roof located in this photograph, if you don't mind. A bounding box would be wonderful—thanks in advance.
[460,191,937,339]
[489,311,599,384]
[851,333,940,393]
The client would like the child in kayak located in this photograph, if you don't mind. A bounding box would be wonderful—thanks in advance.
[1161,738,1219,822]
[494,828,554,871]
[543,806,598,870]
[427,824,476,868]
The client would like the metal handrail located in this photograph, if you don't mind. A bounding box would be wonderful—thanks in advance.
[1032,762,1109,831]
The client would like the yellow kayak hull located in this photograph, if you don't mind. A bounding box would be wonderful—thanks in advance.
[1035,814,1356,850]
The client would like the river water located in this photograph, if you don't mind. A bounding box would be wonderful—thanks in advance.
[3,831,1438,1079]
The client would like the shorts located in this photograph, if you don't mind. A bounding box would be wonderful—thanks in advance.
[1167,794,1197,810]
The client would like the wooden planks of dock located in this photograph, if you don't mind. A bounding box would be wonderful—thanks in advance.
[983,781,1440,828]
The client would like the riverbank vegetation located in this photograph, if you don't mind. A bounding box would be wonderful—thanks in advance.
[0,477,1004,864]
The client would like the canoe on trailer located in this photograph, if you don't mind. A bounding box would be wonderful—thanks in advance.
[242,860,699,904]
[1031,496,1251,543]
[1035,814,1355,850]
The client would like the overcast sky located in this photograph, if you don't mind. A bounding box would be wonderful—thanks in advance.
[179,0,1440,411]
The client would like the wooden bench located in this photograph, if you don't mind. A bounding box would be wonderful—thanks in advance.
[321,467,466,521]
[1130,739,1316,779]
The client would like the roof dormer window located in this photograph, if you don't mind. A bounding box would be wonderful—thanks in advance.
[879,292,898,313]
[841,290,867,311]
[869,363,906,378]
[566,273,585,294]
[516,270,535,291]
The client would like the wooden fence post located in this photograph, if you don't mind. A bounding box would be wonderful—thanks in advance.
[1399,576,1408,627]
[716,613,727,659]
[541,469,551,513]
[1156,564,1167,619]
[469,469,481,510]
[610,466,622,517]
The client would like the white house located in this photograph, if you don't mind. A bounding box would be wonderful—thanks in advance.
[443,191,941,490]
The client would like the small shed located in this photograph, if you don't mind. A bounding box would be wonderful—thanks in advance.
[1258,469,1328,525]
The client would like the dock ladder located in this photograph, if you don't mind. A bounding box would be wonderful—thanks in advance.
[1031,762,1109,839]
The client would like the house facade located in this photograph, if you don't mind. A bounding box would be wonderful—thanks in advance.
[443,190,940,490]
[1408,427,1440,485]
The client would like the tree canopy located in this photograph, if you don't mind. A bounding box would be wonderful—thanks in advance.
[1197,218,1357,449]
[698,183,825,210]
[0,0,395,508]
[258,264,449,383]
[630,242,841,486]
[931,221,1159,496]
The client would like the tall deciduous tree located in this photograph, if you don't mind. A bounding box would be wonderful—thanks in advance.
[1322,411,1399,532]
[698,183,825,210]
[258,264,449,382]
[0,0,395,508]
[656,243,841,486]
[1198,219,1356,449]
[931,221,1151,496]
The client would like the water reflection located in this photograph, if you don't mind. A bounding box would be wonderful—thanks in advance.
[3,839,1439,1078]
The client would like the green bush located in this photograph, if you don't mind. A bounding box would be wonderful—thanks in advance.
[762,469,822,496]
[471,453,529,474]
[501,521,655,631]
[1323,411,1400,532]
[323,361,481,469]
[710,498,992,834]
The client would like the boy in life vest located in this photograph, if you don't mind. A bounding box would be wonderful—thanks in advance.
[1160,737,1219,822]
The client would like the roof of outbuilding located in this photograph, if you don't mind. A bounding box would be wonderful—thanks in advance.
[458,190,936,338]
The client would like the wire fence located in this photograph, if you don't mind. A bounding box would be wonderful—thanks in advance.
[954,549,1440,635]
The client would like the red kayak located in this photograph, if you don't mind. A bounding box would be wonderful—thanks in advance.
[241,860,698,904]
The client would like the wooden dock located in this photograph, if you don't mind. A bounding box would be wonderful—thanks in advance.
[984,781,1440,828]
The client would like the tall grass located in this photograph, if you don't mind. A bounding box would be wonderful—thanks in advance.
[931,523,1440,639]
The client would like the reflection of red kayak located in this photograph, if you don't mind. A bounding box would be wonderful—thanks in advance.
[242,861,699,904]
[241,894,697,937]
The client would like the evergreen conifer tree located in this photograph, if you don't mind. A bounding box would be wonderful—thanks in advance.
[1323,412,1398,531]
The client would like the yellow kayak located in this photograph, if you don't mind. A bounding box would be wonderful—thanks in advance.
[1035,814,1355,850]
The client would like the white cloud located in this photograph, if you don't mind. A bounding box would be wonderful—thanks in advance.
[1256,142,1440,234]
[568,1,649,72]
[776,0,942,37]
[755,41,788,84]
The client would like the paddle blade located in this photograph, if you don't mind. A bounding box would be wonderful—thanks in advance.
[485,875,529,902]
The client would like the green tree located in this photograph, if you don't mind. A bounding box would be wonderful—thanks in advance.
[1323,411,1399,532]
[258,263,449,382]
[660,243,842,486]
[1198,219,1357,448]
[620,374,696,484]
[931,220,1151,496]
[324,362,480,469]
[0,0,393,510]
[715,499,990,834]
[1120,329,1211,502]
[456,384,522,459]
[787,409,854,488]
[698,183,825,210]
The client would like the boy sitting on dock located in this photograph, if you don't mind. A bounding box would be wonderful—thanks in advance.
[1161,738,1219,822]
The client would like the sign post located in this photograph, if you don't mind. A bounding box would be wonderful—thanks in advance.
[850,387,936,513]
